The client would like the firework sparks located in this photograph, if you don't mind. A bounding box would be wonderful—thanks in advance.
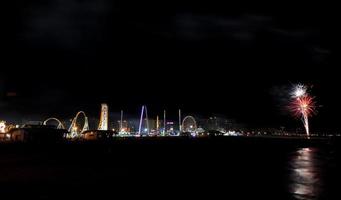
[290,96,316,118]
[291,84,307,98]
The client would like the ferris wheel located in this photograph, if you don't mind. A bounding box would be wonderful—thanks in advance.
[182,116,197,135]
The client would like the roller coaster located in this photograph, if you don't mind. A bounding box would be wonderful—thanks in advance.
[43,118,66,129]
[68,111,89,138]
[44,104,108,139]
[43,104,199,139]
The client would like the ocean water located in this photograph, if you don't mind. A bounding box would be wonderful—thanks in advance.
[0,137,340,199]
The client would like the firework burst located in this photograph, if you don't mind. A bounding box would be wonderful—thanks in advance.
[289,84,316,137]
[290,95,316,118]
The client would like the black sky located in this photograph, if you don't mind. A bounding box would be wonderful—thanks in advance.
[1,1,337,130]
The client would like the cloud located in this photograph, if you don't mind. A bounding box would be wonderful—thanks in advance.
[22,0,112,49]
[174,14,273,42]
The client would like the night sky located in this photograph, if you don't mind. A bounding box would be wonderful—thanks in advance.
[1,1,336,131]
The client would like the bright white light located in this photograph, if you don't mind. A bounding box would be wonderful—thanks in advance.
[0,121,6,133]
[292,84,307,98]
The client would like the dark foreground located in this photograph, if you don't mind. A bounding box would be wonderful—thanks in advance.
[0,136,340,199]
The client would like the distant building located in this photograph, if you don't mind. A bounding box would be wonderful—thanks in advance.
[82,130,117,141]
[116,120,130,132]
[4,125,67,143]
[199,116,243,132]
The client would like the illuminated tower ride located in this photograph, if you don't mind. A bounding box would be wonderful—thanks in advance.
[179,109,182,133]
[98,103,109,130]
[138,105,149,135]
[156,115,159,134]
[120,110,123,132]
[163,110,166,135]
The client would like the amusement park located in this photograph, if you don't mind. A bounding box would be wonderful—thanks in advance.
[0,103,244,143]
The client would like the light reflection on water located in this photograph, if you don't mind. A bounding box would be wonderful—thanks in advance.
[289,148,324,200]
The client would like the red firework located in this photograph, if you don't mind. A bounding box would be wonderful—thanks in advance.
[289,95,316,118]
